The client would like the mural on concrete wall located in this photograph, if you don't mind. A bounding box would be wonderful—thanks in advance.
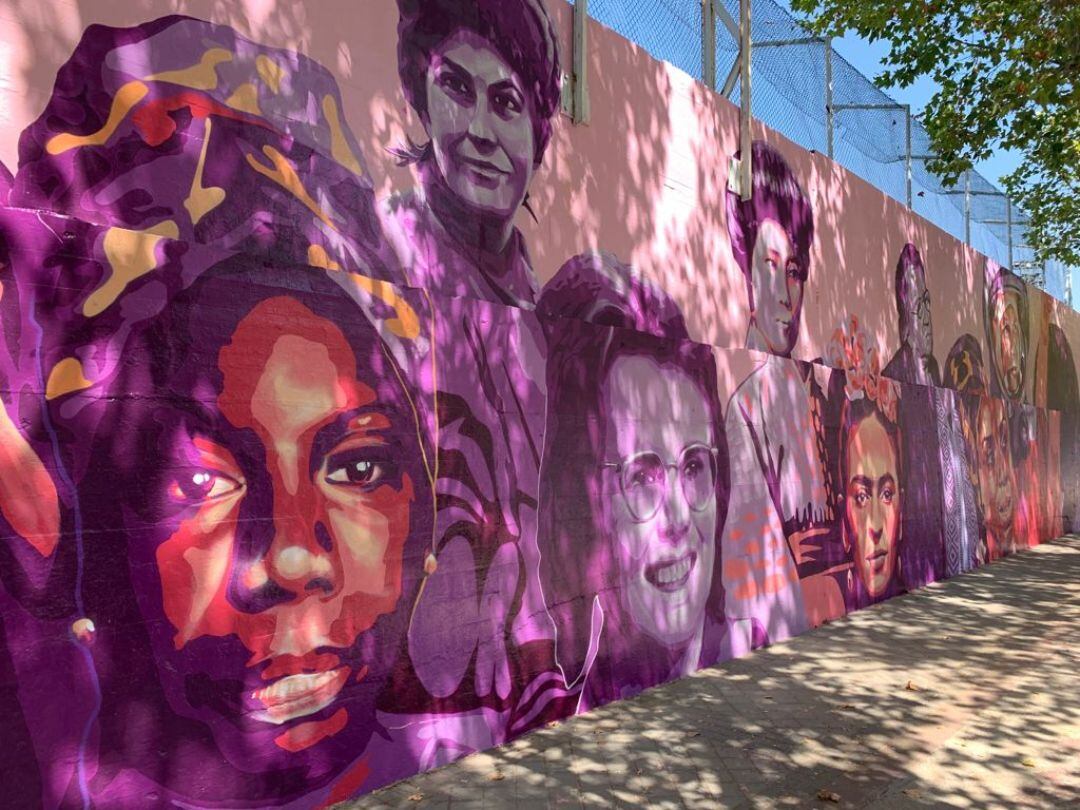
[0,2,1073,806]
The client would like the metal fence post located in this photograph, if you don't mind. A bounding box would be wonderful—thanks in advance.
[964,170,971,246]
[824,37,833,159]
[739,0,752,200]
[904,105,912,208]
[702,0,716,90]
[1006,196,1013,270]
[572,0,589,124]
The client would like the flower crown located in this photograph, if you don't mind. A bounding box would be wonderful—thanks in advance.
[826,316,899,423]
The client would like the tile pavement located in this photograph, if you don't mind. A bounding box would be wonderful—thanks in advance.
[345,536,1080,809]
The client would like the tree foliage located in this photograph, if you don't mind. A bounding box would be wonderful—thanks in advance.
[790,0,1080,266]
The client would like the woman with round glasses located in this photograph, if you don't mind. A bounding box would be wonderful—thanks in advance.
[537,253,757,709]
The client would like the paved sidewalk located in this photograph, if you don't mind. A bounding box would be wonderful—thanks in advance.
[350,537,1080,809]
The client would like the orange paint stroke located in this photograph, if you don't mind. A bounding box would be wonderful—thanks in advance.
[322,95,365,177]
[46,81,148,155]
[45,357,92,400]
[307,244,342,271]
[83,221,179,317]
[256,55,285,94]
[145,48,232,90]
[225,82,262,115]
[347,273,421,340]
[318,757,371,808]
[0,401,59,557]
[274,707,348,752]
[184,118,226,226]
[246,145,339,233]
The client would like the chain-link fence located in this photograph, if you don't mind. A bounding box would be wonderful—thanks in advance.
[567,0,1077,307]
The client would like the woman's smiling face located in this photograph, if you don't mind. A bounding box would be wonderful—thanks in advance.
[600,355,717,646]
[423,28,536,220]
[144,296,414,761]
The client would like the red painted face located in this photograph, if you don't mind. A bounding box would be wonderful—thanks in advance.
[154,297,413,752]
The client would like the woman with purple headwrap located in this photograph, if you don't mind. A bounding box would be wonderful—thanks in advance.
[536,253,757,709]
[10,15,397,280]
[0,207,440,806]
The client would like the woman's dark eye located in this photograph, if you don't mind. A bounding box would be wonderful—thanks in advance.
[168,469,242,504]
[492,89,523,117]
[438,71,472,101]
[325,452,394,489]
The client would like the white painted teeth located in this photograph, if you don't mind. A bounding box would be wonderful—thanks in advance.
[656,556,691,584]
[252,669,338,706]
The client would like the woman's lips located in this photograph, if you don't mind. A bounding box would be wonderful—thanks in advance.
[865,547,889,570]
[250,667,349,725]
[645,552,697,593]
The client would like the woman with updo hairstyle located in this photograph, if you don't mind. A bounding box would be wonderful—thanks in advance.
[537,253,757,711]
[384,0,561,306]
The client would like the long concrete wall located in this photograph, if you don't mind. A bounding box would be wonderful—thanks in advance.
[0,2,1076,806]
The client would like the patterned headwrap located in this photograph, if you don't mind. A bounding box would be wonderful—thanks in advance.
[10,15,396,278]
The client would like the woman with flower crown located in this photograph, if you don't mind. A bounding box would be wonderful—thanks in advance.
[827,320,907,610]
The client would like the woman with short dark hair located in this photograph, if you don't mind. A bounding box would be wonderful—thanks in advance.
[537,253,756,709]
[384,0,561,306]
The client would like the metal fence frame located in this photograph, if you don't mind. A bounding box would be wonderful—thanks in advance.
[564,0,1075,307]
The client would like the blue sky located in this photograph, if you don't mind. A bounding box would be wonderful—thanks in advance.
[826,30,1022,186]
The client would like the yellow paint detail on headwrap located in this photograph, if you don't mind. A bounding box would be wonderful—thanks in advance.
[225,82,262,115]
[348,273,420,340]
[307,244,342,271]
[145,48,232,90]
[46,81,148,155]
[256,55,285,94]
[246,145,339,232]
[83,221,179,318]
[45,358,92,400]
[184,118,226,226]
[322,95,364,177]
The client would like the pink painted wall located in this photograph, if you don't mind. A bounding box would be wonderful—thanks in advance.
[0,2,1074,807]
[0,0,1064,396]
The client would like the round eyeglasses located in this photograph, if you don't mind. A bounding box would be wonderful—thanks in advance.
[600,443,719,523]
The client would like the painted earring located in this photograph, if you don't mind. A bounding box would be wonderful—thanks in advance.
[71,617,96,645]
[424,551,438,576]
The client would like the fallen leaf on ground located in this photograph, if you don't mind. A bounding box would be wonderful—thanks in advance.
[817,788,841,802]
[902,788,923,798]
[905,681,920,691]
[489,771,506,781]
[1022,758,1037,768]
[407,793,423,802]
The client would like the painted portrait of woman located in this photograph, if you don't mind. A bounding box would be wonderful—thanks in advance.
[968,395,1020,560]
[0,210,437,806]
[380,0,564,725]
[383,0,561,306]
[984,261,1030,403]
[536,253,757,710]
[722,140,833,639]
[835,385,906,610]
